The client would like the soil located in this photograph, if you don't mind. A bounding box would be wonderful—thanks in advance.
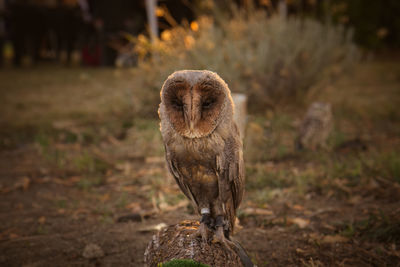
[0,60,399,267]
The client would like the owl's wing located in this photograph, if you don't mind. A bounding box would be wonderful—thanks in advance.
[164,145,198,208]
[217,124,245,210]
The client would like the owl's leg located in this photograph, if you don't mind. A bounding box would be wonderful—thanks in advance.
[211,215,237,258]
[195,208,212,242]
[212,215,229,243]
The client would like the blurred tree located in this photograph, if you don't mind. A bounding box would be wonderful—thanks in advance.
[329,0,400,49]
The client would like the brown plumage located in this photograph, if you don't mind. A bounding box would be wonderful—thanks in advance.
[158,70,245,243]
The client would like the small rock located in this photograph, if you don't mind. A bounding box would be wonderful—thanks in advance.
[82,243,104,259]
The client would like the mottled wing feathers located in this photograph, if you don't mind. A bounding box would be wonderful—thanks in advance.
[217,123,245,210]
[164,145,198,209]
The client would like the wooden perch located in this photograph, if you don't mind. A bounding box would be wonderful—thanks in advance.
[144,220,253,267]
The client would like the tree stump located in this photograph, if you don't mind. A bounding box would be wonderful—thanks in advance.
[144,220,252,267]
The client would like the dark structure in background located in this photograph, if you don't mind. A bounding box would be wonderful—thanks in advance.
[1,0,194,67]
[1,0,399,67]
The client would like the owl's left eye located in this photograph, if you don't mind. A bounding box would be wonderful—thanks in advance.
[202,99,215,109]
[171,99,184,109]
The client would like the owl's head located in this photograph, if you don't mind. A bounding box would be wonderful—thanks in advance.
[160,70,233,138]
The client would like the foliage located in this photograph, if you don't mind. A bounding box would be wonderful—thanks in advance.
[159,259,210,267]
[129,6,358,114]
[330,0,400,49]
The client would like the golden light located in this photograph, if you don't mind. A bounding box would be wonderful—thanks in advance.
[184,35,195,49]
[190,21,199,32]
[161,30,172,41]
[155,6,164,17]
[259,0,271,7]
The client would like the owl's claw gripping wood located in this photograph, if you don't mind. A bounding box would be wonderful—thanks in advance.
[197,222,209,243]
[195,213,212,242]
[212,218,237,258]
[211,216,229,244]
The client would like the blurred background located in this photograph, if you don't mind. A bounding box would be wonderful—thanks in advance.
[0,0,399,266]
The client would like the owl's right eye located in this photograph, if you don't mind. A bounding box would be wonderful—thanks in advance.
[171,99,184,109]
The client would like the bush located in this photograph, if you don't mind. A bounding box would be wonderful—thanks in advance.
[129,5,358,115]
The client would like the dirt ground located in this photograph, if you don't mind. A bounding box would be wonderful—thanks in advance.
[0,60,399,267]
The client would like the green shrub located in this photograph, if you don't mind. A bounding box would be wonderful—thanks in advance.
[159,259,210,267]
[128,5,358,115]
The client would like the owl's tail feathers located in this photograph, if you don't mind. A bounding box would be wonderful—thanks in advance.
[230,238,255,267]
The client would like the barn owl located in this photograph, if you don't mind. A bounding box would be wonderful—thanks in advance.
[158,70,245,245]
[296,102,333,150]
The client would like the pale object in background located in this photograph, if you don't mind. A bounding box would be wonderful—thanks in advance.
[296,102,333,150]
[232,93,248,140]
[145,0,158,44]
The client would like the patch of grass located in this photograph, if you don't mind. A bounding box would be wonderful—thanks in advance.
[34,131,51,149]
[340,223,356,238]
[36,225,48,235]
[160,259,210,267]
[55,199,67,209]
[244,114,295,162]
[116,192,129,209]
[73,152,109,174]
[329,157,363,181]
[77,176,104,191]
[346,211,400,243]
[381,152,400,183]
[127,118,164,157]
[246,165,291,190]
[328,128,347,148]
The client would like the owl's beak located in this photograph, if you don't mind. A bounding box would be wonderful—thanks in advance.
[184,105,197,132]
[189,120,195,131]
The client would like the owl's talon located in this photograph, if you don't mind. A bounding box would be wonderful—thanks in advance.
[212,226,237,258]
[194,222,209,243]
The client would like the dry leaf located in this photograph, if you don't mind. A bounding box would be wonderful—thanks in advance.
[321,235,349,244]
[139,223,167,232]
[321,223,336,231]
[14,177,30,191]
[292,204,304,211]
[308,233,321,240]
[125,202,142,213]
[145,157,164,164]
[99,193,110,202]
[38,216,46,224]
[242,207,274,216]
[348,195,362,205]
[121,185,137,192]
[288,217,310,228]
[9,233,19,239]
[162,199,189,212]
[296,248,307,254]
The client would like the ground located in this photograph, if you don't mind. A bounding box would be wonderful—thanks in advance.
[0,59,399,267]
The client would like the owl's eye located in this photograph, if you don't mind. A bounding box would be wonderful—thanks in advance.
[202,99,215,109]
[171,99,184,109]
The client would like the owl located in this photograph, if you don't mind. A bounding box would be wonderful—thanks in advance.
[296,102,333,150]
[158,70,245,244]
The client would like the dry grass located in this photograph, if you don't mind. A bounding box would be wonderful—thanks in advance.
[127,6,358,112]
